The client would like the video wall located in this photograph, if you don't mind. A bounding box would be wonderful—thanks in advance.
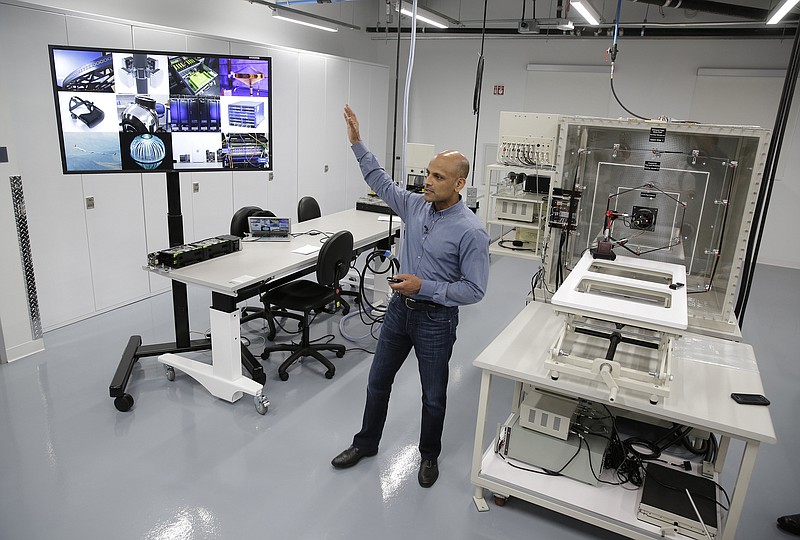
[48,45,273,173]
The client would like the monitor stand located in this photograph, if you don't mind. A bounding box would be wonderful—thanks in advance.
[108,170,264,412]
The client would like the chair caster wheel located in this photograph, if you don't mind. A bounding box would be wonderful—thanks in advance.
[164,365,175,381]
[342,306,350,315]
[114,393,134,412]
[336,350,345,358]
[261,351,270,360]
[267,332,276,342]
[279,371,289,381]
[254,391,269,415]
[325,370,335,379]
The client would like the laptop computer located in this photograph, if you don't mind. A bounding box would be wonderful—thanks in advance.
[246,216,292,242]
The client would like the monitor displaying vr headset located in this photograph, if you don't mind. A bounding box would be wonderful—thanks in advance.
[48,45,273,174]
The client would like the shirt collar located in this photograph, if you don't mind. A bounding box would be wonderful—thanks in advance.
[429,196,463,217]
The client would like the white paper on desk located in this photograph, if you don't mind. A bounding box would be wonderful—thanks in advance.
[377,215,401,222]
[229,275,256,285]
[292,244,321,255]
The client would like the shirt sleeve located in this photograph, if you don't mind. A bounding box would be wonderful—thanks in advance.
[351,141,410,219]
[418,226,491,306]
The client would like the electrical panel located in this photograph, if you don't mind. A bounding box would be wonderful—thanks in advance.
[497,112,559,168]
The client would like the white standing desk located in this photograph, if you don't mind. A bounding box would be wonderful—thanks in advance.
[470,300,775,539]
[149,209,398,412]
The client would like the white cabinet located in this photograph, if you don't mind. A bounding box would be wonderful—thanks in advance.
[321,56,351,213]
[142,174,171,294]
[82,174,151,310]
[185,171,235,241]
[261,47,299,217]
[483,164,548,261]
[297,54,329,216]
[346,61,390,202]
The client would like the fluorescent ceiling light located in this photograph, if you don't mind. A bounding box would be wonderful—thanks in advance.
[538,18,574,31]
[272,8,338,32]
[767,0,800,24]
[397,2,449,29]
[570,0,601,26]
[250,0,360,31]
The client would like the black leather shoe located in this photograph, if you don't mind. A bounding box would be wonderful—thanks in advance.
[418,458,439,487]
[778,514,800,536]
[331,446,377,469]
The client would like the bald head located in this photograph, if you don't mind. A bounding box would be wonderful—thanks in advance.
[424,150,470,210]
[437,150,470,180]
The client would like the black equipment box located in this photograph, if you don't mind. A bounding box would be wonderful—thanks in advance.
[148,234,241,269]
[356,195,396,216]
[638,462,718,539]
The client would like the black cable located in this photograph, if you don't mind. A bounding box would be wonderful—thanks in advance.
[643,465,730,512]
[498,434,585,476]
[556,156,581,288]
[345,346,376,355]
[469,0,489,187]
[357,249,399,320]
[607,0,649,121]
[610,77,648,121]
[498,240,535,252]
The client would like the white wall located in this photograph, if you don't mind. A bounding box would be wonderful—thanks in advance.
[0,1,390,333]
[375,36,800,268]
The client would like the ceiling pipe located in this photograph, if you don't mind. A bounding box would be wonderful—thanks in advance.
[628,0,768,20]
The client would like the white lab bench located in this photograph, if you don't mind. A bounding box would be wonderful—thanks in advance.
[470,300,775,540]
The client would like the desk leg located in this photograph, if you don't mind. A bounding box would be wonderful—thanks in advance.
[471,370,493,512]
[720,440,759,540]
[160,306,263,403]
[716,435,731,474]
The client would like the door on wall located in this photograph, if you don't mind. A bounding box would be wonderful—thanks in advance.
[82,173,150,311]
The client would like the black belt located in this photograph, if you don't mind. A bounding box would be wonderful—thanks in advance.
[400,295,444,311]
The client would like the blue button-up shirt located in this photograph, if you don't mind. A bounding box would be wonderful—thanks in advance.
[352,141,490,307]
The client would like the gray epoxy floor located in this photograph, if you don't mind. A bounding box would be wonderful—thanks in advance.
[0,257,797,540]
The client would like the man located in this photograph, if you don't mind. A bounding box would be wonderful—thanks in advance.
[331,105,490,488]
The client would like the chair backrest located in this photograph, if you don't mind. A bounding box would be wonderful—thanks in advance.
[316,231,354,288]
[297,196,321,223]
[230,207,275,237]
[231,206,262,237]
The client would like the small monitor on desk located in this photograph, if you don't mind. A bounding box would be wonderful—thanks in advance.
[247,216,291,241]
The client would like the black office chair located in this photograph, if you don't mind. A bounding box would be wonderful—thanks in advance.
[230,206,264,237]
[297,196,361,313]
[260,230,353,381]
[297,196,322,222]
[229,206,289,337]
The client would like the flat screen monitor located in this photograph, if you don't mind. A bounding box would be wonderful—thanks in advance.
[48,45,273,174]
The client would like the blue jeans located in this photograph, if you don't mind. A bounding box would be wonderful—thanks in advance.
[353,294,459,460]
